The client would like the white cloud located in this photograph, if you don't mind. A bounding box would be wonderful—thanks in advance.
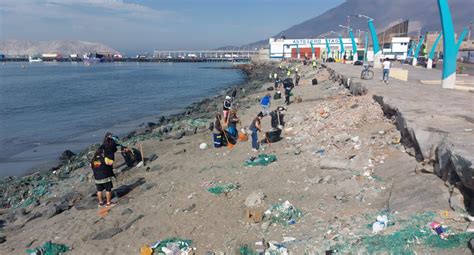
[0,0,172,23]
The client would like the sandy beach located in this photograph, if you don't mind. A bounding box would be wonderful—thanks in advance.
[1,60,472,254]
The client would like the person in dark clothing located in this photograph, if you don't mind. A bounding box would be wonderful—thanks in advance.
[295,73,301,86]
[101,132,119,168]
[223,96,232,123]
[227,109,240,140]
[249,112,264,152]
[91,148,116,207]
[270,107,286,129]
[283,78,294,105]
[274,78,280,90]
[120,146,142,167]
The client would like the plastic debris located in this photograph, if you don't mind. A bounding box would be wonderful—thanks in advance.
[199,143,207,149]
[264,200,302,226]
[334,212,474,254]
[146,237,193,255]
[244,154,277,167]
[430,221,448,239]
[26,241,70,255]
[207,183,239,195]
[372,215,388,234]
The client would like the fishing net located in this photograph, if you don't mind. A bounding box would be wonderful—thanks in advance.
[244,154,277,167]
[26,241,70,255]
[332,212,474,254]
[152,237,192,254]
[239,245,258,255]
[266,201,303,226]
[207,183,240,195]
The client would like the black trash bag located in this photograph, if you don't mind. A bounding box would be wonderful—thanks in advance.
[265,129,282,143]
[312,78,318,85]
[273,91,282,100]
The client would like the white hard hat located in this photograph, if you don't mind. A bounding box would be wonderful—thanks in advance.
[225,96,231,100]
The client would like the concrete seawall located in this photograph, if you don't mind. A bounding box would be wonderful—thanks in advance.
[324,63,474,214]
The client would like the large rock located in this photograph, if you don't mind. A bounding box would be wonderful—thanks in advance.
[436,143,474,192]
[59,150,76,161]
[320,158,351,170]
[245,191,266,208]
[92,228,123,240]
[44,200,70,219]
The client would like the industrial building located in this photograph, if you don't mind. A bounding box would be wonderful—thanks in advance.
[268,37,358,59]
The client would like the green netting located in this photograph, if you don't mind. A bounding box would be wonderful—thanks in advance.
[186,118,209,128]
[244,154,277,167]
[266,202,303,226]
[239,245,258,255]
[26,241,70,255]
[207,183,239,195]
[333,212,474,254]
[152,237,192,254]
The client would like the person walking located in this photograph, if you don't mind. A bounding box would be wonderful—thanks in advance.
[283,78,295,105]
[91,148,116,207]
[382,58,391,84]
[260,93,271,116]
[295,73,301,86]
[249,112,264,152]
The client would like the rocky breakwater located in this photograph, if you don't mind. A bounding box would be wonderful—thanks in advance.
[323,63,474,216]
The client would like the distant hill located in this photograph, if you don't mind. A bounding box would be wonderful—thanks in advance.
[0,40,120,56]
[245,0,472,48]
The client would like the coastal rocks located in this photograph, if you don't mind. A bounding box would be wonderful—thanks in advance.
[122,214,144,230]
[245,191,266,208]
[59,150,76,162]
[92,227,123,240]
[43,200,70,219]
[320,158,352,170]
[74,197,99,210]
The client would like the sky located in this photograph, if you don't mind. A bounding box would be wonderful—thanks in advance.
[0,0,344,53]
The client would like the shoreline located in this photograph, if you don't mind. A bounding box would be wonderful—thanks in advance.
[0,61,274,207]
[0,63,251,179]
[1,59,472,254]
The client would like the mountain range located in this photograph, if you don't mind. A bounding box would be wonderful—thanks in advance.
[0,40,120,56]
[244,0,472,48]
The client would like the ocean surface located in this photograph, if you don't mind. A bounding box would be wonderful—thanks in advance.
[0,62,245,177]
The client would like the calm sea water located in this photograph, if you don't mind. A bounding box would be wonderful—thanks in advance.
[0,62,245,177]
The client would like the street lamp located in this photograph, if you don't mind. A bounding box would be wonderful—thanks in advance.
[339,25,358,61]
[330,31,345,60]
[356,13,382,67]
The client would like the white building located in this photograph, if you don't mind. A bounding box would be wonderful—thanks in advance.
[269,37,358,59]
[382,37,410,60]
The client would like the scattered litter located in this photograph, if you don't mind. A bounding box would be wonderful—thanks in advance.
[264,200,302,226]
[430,221,448,239]
[244,154,277,167]
[199,143,207,150]
[26,241,70,255]
[372,215,389,233]
[245,208,264,223]
[207,183,239,195]
[245,191,266,208]
[334,212,474,254]
[143,238,193,255]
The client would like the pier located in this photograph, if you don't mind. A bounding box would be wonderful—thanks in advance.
[152,50,259,62]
